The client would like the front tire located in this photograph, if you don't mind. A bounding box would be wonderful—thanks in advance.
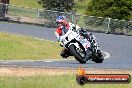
[69,45,86,64]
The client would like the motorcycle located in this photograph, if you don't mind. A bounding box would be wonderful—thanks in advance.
[59,23,104,64]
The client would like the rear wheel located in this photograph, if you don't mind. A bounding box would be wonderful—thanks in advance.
[69,44,86,64]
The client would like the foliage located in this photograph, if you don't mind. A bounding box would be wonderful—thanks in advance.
[85,0,132,20]
[74,0,90,14]
[39,0,75,12]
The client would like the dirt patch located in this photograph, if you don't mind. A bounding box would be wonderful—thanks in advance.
[6,15,48,25]
[0,67,75,76]
[0,67,132,76]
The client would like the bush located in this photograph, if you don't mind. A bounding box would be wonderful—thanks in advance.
[85,0,132,20]
[39,0,74,12]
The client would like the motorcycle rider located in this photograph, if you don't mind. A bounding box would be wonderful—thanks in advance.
[55,15,93,60]
[55,16,70,41]
[55,16,71,58]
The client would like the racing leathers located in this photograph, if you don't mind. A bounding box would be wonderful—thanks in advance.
[55,22,81,58]
[55,23,70,42]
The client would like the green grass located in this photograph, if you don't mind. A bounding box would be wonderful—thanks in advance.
[10,0,42,9]
[9,0,41,18]
[8,5,38,18]
[127,29,132,35]
[0,74,131,88]
[74,0,90,15]
[0,32,61,60]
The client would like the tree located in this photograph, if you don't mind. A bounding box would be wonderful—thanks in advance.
[0,0,9,4]
[85,0,132,20]
[39,0,74,12]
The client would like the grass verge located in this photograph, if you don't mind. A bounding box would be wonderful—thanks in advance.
[0,32,61,60]
[10,0,42,9]
[7,6,38,18]
[0,74,131,88]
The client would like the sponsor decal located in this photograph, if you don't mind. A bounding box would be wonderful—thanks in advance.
[76,67,131,85]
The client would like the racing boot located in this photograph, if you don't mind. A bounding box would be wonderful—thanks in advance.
[60,48,71,58]
[84,48,92,61]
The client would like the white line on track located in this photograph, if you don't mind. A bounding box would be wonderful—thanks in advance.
[44,61,53,62]
[1,62,9,64]
[102,51,111,59]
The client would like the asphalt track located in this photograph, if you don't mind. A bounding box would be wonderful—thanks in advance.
[0,22,132,69]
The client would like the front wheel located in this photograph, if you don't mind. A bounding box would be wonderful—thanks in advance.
[69,44,86,64]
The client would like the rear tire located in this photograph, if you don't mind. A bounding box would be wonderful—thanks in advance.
[69,45,86,64]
